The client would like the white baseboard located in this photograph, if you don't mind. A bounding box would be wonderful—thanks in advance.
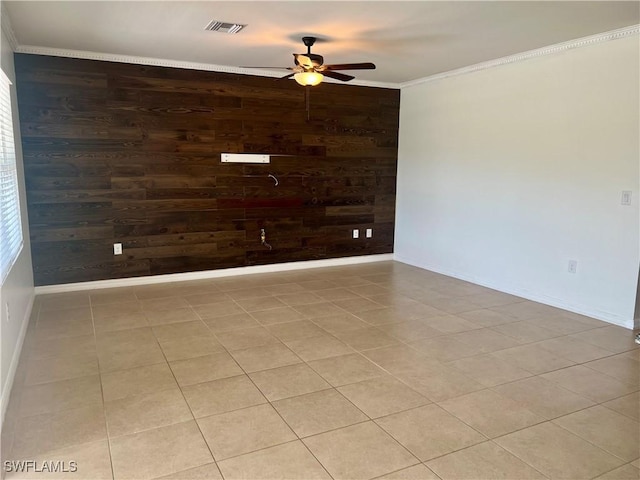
[35,254,395,295]
[1,293,34,432]
[394,254,634,330]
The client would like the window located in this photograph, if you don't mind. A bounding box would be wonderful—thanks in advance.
[0,69,22,283]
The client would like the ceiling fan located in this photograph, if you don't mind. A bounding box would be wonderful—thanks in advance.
[248,36,376,86]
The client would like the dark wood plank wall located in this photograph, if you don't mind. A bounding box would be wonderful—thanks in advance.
[15,54,399,286]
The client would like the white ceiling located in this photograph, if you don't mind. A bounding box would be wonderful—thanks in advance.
[4,1,640,86]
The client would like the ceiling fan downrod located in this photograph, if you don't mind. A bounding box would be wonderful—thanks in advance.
[302,36,317,55]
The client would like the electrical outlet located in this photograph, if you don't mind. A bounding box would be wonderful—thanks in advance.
[366,228,373,238]
[568,260,578,274]
[621,191,632,206]
[113,243,123,255]
[352,229,359,239]
[5,303,10,324]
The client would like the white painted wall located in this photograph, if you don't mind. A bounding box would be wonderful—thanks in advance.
[0,22,35,428]
[395,35,640,328]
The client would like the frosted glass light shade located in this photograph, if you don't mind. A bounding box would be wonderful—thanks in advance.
[294,71,324,86]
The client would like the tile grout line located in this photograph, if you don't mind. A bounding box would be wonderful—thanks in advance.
[421,439,551,480]
[294,293,638,476]
[197,274,422,478]
[227,286,421,479]
[98,287,218,477]
[200,281,337,479]
[236,283,430,477]
[89,292,117,480]
[148,287,224,479]
[595,460,640,479]
[220,286,340,479]
[549,412,639,464]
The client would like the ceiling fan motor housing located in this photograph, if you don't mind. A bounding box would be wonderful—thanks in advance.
[302,36,317,48]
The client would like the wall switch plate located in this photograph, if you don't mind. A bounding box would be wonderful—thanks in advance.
[621,191,632,206]
[352,229,359,239]
[568,260,578,274]
[113,243,123,255]
[366,228,373,238]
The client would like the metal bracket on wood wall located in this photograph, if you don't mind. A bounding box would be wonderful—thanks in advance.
[221,153,270,164]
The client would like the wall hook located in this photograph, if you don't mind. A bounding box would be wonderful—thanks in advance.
[268,174,279,186]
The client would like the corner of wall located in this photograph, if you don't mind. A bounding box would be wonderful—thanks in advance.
[0,291,34,432]
[633,268,640,330]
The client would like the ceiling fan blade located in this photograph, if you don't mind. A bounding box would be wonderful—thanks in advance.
[322,71,355,82]
[322,62,376,71]
[280,73,295,80]
[240,66,293,70]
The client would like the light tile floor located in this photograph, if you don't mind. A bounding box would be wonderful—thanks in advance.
[2,261,639,480]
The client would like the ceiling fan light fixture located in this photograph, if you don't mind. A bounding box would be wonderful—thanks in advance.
[294,71,324,86]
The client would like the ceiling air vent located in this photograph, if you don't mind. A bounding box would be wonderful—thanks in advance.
[204,20,246,34]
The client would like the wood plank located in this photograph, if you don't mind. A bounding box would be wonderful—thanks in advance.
[28,188,146,204]
[30,226,114,243]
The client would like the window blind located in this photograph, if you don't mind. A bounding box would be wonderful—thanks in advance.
[0,69,23,283]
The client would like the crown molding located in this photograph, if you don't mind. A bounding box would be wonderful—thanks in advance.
[400,24,640,89]
[11,24,639,90]
[13,44,399,89]
[0,3,18,50]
